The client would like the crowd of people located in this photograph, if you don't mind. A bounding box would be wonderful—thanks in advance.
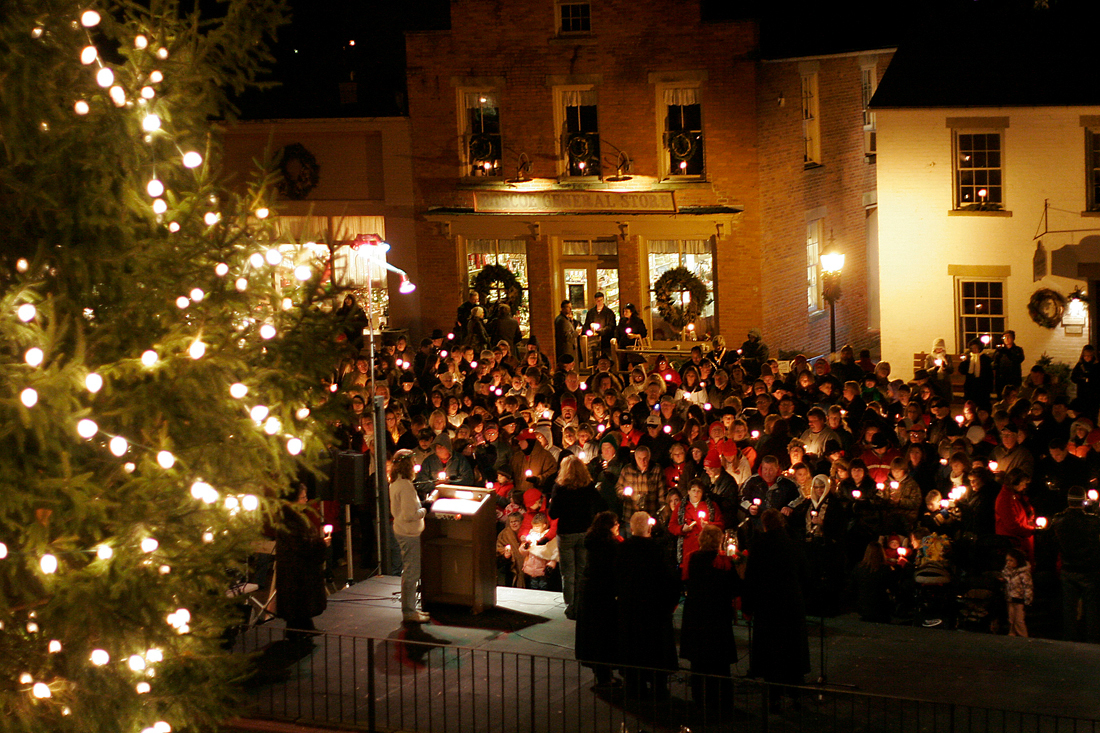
[331,291,1100,693]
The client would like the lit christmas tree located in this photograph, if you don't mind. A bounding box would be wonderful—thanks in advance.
[0,1,347,731]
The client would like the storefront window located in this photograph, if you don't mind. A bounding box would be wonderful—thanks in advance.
[466,239,529,331]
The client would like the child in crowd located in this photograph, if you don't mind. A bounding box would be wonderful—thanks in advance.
[520,514,559,590]
[1002,548,1033,637]
[496,513,525,587]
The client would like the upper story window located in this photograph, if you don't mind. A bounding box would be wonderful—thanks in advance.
[558,1,591,34]
[663,87,704,178]
[1087,129,1100,212]
[954,131,1002,209]
[561,89,600,177]
[806,218,824,312]
[801,72,821,166]
[464,92,502,177]
[861,65,877,161]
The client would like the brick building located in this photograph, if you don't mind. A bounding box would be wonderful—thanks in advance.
[404,0,891,362]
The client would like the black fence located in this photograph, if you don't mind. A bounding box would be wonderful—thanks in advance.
[235,625,1100,733]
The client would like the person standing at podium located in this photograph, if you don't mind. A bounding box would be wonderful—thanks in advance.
[390,450,433,624]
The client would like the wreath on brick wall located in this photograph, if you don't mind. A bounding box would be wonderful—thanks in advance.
[1027,287,1066,329]
[654,266,711,331]
[472,264,524,319]
[277,142,321,200]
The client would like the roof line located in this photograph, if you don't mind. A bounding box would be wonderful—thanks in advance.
[761,46,897,64]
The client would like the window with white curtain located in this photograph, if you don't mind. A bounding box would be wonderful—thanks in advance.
[647,239,714,317]
[466,239,529,329]
[560,88,599,176]
[662,87,703,178]
[464,92,502,177]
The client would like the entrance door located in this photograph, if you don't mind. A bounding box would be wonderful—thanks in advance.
[561,239,619,326]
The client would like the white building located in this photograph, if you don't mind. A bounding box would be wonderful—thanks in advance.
[872,23,1100,378]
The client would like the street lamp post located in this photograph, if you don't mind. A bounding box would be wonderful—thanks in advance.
[820,251,845,355]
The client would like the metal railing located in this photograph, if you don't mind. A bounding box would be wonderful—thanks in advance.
[234,625,1100,733]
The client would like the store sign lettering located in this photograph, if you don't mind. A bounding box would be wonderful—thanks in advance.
[473,190,677,214]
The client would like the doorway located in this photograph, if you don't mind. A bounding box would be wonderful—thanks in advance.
[561,238,619,324]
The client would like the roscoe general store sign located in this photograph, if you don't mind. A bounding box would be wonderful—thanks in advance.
[473,190,677,214]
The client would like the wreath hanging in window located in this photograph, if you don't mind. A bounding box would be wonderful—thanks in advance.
[1027,287,1066,329]
[471,264,524,319]
[654,266,711,331]
[277,142,321,200]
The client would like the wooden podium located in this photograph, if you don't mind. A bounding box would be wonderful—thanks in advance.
[421,485,497,613]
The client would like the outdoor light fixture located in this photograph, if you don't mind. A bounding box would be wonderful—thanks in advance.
[821,250,845,354]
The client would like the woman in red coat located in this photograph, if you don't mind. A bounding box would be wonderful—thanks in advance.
[995,468,1037,562]
[669,479,724,580]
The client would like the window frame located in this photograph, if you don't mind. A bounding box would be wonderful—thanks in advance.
[1087,128,1100,212]
[861,64,877,162]
[801,72,821,167]
[556,1,591,35]
[953,129,1004,210]
[806,218,824,313]
[659,85,705,180]
[458,90,503,178]
[555,86,601,178]
[646,238,715,319]
[465,238,530,329]
[955,277,1006,352]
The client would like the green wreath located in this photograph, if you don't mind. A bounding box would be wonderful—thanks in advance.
[654,266,711,331]
[472,263,524,318]
[1027,288,1066,329]
[277,142,321,200]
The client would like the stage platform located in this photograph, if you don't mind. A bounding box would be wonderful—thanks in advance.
[234,576,1100,731]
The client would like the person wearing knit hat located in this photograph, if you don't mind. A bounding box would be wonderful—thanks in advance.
[414,429,477,487]
[701,449,739,519]
[511,426,558,497]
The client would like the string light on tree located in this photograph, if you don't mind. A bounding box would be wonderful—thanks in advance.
[81,10,101,27]
[149,70,163,83]
[25,348,44,367]
[40,554,58,574]
[17,303,36,321]
[96,68,114,87]
[204,212,219,226]
[109,85,126,107]
[76,419,98,439]
[141,350,158,367]
[189,288,204,302]
[264,249,282,266]
[248,253,264,268]
[249,405,269,423]
[74,100,90,115]
[136,682,151,694]
[135,34,148,49]
[110,436,127,456]
[32,683,51,699]
[255,207,269,219]
[235,277,248,291]
[140,538,159,553]
[96,544,113,560]
[168,222,180,232]
[175,296,189,309]
[80,45,98,64]
[286,437,303,455]
[90,649,109,666]
[156,451,175,469]
[215,263,229,276]
[182,151,201,168]
[156,47,168,59]
[140,86,155,100]
[259,324,276,340]
[20,388,38,407]
[188,340,205,359]
[85,373,103,392]
[229,383,248,399]
[146,179,164,197]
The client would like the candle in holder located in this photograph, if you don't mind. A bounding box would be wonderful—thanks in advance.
[486,481,494,490]
[447,332,454,341]
[1036,517,1048,529]
[1089,489,1099,502]
[413,464,421,474]
[323,524,333,537]
[625,327,632,334]
[704,403,712,411]
[934,358,943,367]
[597,424,605,432]
[664,374,672,381]
[697,510,707,521]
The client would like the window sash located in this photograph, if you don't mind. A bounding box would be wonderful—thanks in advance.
[647,240,714,318]
[801,74,820,164]
[806,220,822,311]
[558,1,591,33]
[955,131,1003,207]
[1089,130,1100,212]
[665,94,704,177]
[956,279,1006,351]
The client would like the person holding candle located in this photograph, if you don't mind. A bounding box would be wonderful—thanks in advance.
[616,302,647,349]
[680,523,741,707]
[995,468,1038,563]
[548,456,603,619]
[959,337,995,412]
[415,432,477,489]
[1051,485,1100,643]
[883,457,923,534]
[615,444,668,522]
[518,514,559,590]
[924,338,955,401]
[669,480,725,580]
[989,425,1035,480]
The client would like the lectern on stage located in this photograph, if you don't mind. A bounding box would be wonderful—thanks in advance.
[421,485,497,614]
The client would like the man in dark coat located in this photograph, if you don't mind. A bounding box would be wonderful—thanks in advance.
[583,292,617,352]
[275,485,330,642]
[614,512,680,698]
[993,330,1025,395]
[554,300,578,364]
[959,338,995,411]
[743,509,810,695]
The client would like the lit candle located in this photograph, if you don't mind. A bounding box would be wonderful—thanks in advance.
[955,415,964,424]
[525,469,533,477]
[664,374,672,381]
[704,403,712,411]
[437,471,446,480]
[940,458,948,465]
[471,361,478,368]
[663,425,672,434]
[751,430,760,439]
[876,482,885,491]
[413,464,421,473]
[543,410,552,419]
[988,461,999,472]
[486,481,494,490]
[852,489,862,499]
[890,481,899,490]
[934,358,943,367]
[447,332,454,340]
[1036,517,1048,529]
[752,498,761,506]
[323,524,333,537]
[623,486,634,497]
[1089,489,1099,502]
[897,547,908,557]
[597,424,606,432]
[940,499,951,510]
[647,517,656,526]
[625,327,632,334]
[697,510,706,521]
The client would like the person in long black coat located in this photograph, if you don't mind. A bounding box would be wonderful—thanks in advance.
[680,524,740,706]
[742,509,810,689]
[614,512,681,698]
[574,511,622,687]
[275,485,330,642]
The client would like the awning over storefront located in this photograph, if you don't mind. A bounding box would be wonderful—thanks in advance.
[273,215,386,244]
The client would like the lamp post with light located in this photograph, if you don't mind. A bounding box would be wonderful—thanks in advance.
[821,251,845,355]
[348,234,417,579]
